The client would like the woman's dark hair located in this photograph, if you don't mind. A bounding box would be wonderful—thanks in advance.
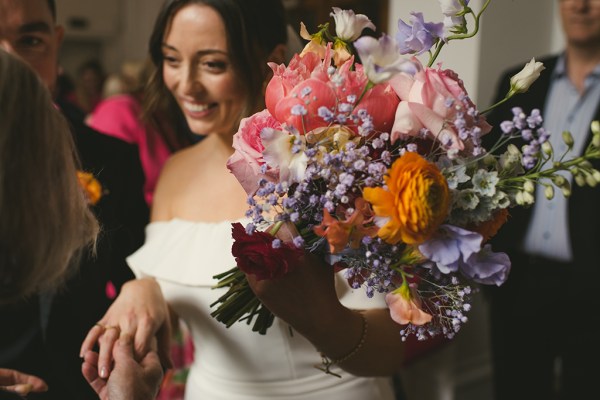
[143,0,288,150]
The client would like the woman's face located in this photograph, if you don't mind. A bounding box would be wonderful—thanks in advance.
[162,3,245,137]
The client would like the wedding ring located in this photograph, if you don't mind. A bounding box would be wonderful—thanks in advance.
[104,325,119,331]
[95,322,105,329]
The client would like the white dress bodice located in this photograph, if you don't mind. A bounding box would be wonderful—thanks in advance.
[127,218,395,400]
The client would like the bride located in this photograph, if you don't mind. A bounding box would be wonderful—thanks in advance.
[81,0,404,398]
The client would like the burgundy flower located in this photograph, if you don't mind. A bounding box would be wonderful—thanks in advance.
[231,223,304,281]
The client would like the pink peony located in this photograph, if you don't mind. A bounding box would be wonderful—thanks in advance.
[389,59,491,149]
[266,51,400,136]
[227,109,281,195]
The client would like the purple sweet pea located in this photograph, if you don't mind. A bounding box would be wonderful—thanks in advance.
[396,12,444,55]
[462,244,511,286]
[418,224,482,274]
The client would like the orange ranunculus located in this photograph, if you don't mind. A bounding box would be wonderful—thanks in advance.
[313,198,378,254]
[77,171,102,205]
[363,152,449,245]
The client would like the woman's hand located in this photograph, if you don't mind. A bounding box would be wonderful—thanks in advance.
[80,278,172,378]
[0,368,47,396]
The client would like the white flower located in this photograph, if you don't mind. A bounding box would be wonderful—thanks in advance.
[439,0,464,15]
[261,128,308,185]
[330,7,375,41]
[509,58,545,95]
[438,0,467,30]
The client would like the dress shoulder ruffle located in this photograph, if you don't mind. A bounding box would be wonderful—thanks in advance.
[127,218,245,286]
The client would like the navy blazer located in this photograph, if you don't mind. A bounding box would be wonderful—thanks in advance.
[486,55,600,272]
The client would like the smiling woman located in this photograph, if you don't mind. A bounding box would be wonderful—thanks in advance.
[80,1,399,399]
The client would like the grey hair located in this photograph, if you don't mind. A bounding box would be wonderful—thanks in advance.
[0,50,98,304]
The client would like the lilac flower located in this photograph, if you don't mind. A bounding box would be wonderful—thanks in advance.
[462,244,511,286]
[354,34,418,83]
[418,225,483,274]
[396,12,444,55]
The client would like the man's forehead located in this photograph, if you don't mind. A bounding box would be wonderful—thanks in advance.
[0,0,55,31]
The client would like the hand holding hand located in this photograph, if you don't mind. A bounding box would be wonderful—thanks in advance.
[80,278,172,378]
[82,334,163,400]
[0,368,47,397]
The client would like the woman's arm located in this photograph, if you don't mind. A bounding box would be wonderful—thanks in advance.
[247,253,404,376]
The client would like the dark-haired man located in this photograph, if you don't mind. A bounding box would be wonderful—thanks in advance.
[0,0,151,398]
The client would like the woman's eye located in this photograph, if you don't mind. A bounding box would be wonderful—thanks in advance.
[163,55,179,65]
[202,61,227,71]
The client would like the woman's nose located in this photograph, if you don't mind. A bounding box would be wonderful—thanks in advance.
[181,64,203,96]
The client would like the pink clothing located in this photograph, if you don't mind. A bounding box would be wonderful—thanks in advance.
[88,94,171,205]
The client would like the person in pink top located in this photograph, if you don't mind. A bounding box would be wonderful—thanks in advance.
[88,92,171,206]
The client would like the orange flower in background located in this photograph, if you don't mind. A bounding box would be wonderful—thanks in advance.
[77,171,103,205]
[313,198,378,254]
[363,152,449,245]
[468,208,509,242]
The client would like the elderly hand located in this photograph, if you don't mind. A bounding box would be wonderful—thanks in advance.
[82,334,163,400]
[0,368,47,397]
[80,277,172,379]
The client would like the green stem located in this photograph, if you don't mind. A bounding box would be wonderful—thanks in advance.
[428,0,492,67]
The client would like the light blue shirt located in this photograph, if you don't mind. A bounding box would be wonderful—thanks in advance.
[522,55,600,261]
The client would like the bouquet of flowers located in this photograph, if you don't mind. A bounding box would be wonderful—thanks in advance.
[211,0,600,340]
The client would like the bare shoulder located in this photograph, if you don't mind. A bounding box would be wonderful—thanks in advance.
[151,146,200,221]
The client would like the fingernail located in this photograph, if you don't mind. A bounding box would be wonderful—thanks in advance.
[100,366,107,378]
[14,384,33,396]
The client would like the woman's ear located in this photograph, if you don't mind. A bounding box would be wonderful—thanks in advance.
[267,44,287,65]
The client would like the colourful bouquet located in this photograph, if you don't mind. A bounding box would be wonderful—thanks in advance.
[211,0,600,340]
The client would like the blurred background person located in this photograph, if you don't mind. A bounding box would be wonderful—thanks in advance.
[66,58,106,115]
[87,58,183,206]
[0,0,149,398]
[486,0,600,399]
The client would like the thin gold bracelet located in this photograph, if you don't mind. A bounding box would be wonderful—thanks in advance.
[315,311,368,377]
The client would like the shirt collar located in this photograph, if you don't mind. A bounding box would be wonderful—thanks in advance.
[553,52,600,79]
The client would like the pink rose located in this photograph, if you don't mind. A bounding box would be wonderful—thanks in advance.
[227,109,281,195]
[390,60,491,149]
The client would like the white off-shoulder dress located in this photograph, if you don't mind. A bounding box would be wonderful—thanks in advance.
[127,218,395,400]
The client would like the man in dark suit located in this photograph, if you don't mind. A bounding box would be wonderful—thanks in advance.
[486,1,600,399]
[0,0,150,398]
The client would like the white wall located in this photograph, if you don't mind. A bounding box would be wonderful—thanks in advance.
[388,0,563,107]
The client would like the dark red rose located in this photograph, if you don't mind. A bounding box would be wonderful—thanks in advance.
[231,223,304,281]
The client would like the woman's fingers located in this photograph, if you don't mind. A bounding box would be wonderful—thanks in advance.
[80,323,105,357]
[97,325,121,378]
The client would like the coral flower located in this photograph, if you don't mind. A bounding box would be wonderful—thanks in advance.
[386,283,432,326]
[77,171,102,205]
[313,198,378,254]
[363,152,449,245]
